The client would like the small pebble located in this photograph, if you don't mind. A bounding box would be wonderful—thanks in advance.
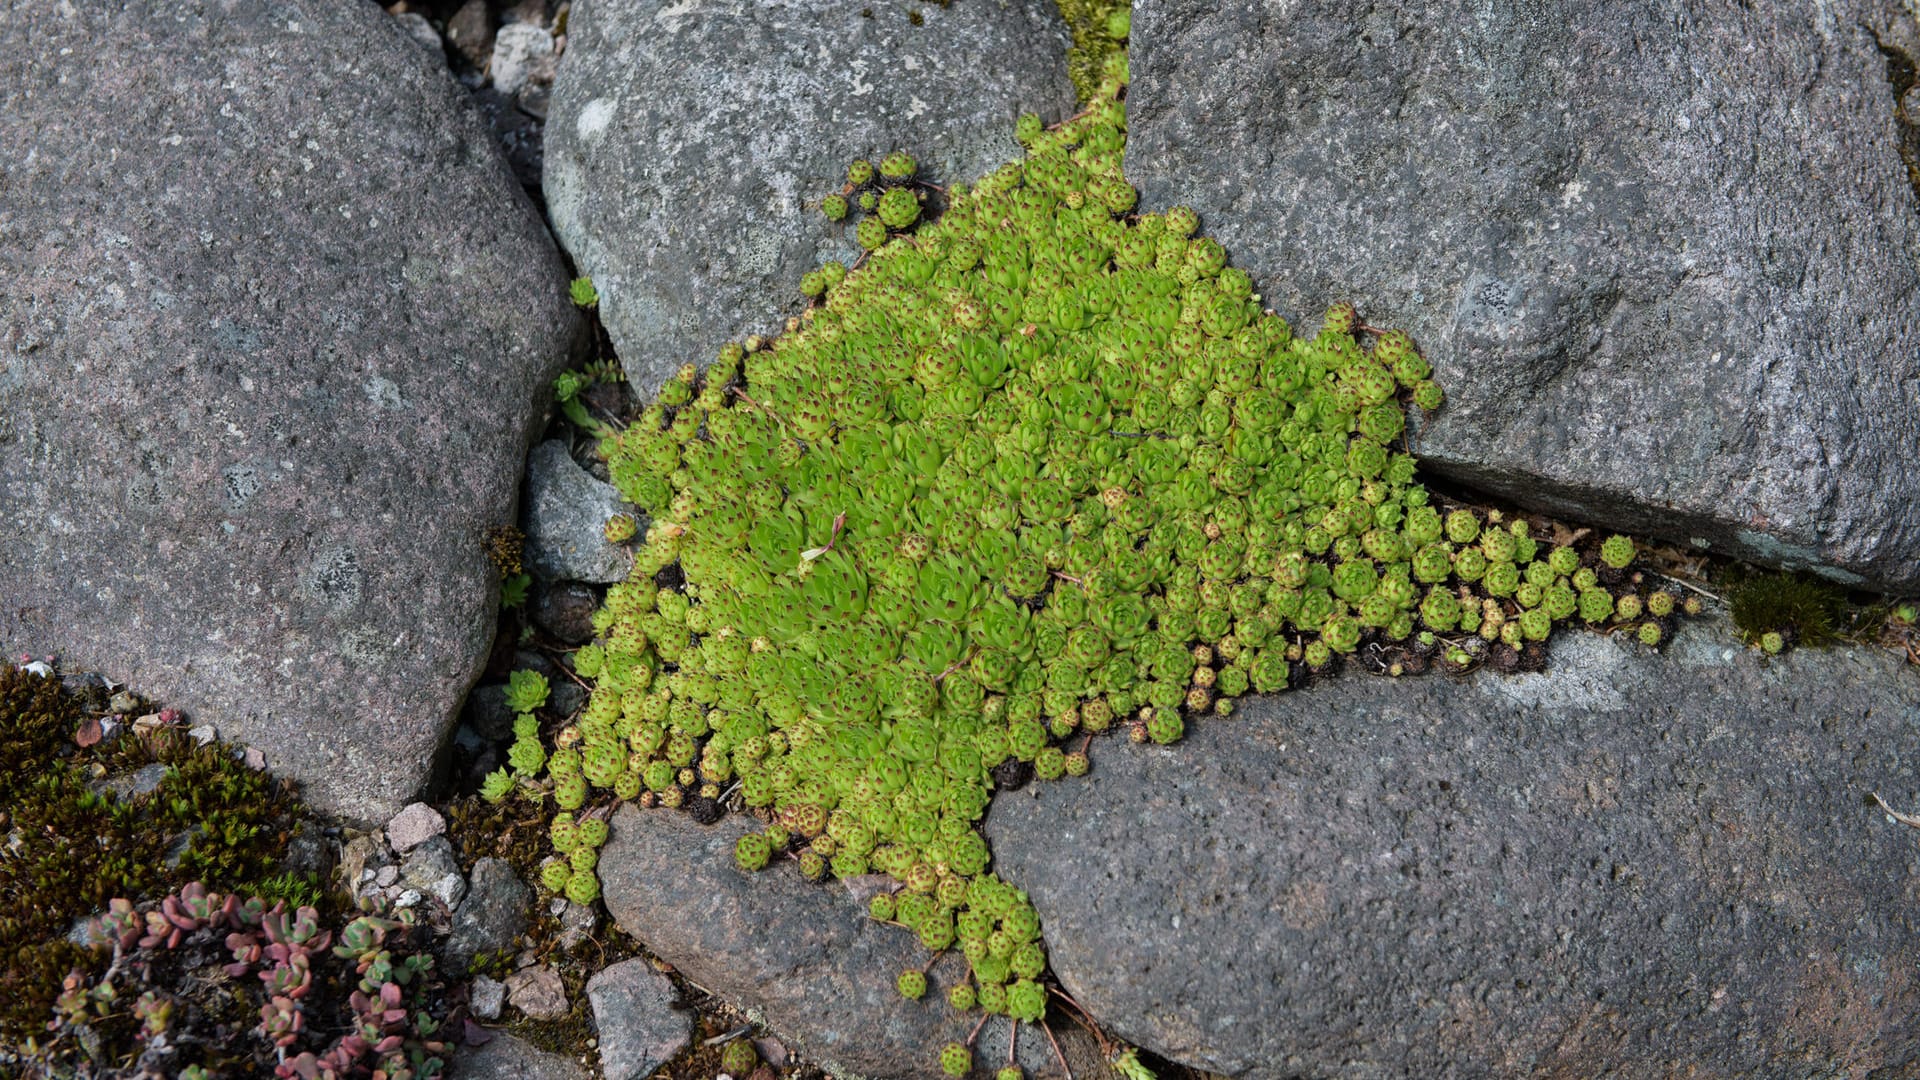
[386,802,447,852]
[471,974,507,1020]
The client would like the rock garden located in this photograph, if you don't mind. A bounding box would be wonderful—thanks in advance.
[3,1,1918,1078]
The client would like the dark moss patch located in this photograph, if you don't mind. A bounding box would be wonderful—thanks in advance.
[1725,569,1847,649]
[0,663,304,1043]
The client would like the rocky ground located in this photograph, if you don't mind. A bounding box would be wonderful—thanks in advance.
[4,0,1920,1078]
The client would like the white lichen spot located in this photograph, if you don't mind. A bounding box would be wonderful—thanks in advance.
[907,96,929,119]
[364,375,408,411]
[577,97,616,142]
[848,58,874,97]
[654,0,702,33]
[1558,178,1587,208]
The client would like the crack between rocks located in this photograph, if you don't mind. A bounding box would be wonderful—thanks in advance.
[1870,28,1920,209]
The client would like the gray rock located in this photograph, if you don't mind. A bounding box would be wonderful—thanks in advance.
[506,964,570,1020]
[386,802,446,853]
[400,834,468,910]
[585,958,693,1080]
[1126,0,1920,592]
[532,580,602,645]
[599,805,1056,1079]
[985,616,1920,1078]
[549,678,588,719]
[523,440,634,584]
[456,1032,590,1080]
[545,0,1078,396]
[471,973,508,1021]
[0,0,582,825]
[444,856,532,972]
[392,11,444,56]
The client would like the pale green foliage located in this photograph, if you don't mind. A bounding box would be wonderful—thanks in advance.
[570,276,599,307]
[504,669,550,714]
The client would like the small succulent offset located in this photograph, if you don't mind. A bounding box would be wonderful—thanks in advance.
[569,276,599,308]
[546,44,1668,1075]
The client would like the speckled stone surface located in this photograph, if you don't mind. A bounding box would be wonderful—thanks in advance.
[522,439,634,583]
[545,0,1078,396]
[599,805,1057,1080]
[1126,0,1920,591]
[0,0,582,824]
[456,1032,591,1080]
[987,616,1920,1078]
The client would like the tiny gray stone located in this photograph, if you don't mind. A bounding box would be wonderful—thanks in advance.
[471,974,508,1021]
[1125,0,1920,591]
[461,683,518,742]
[490,22,556,97]
[506,964,570,1020]
[585,959,693,1080]
[599,807,1055,1077]
[400,835,468,910]
[375,864,400,888]
[456,1032,589,1080]
[556,900,600,951]
[546,0,1078,397]
[444,857,532,972]
[986,615,1920,1077]
[92,762,169,801]
[522,440,634,584]
[392,887,424,909]
[66,915,113,950]
[385,802,446,853]
[548,679,587,719]
[186,724,218,747]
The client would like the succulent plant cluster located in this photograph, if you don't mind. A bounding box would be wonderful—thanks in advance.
[0,663,308,1046]
[40,882,448,1079]
[526,48,1677,1073]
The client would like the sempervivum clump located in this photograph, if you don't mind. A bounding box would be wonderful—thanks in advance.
[527,53,1663,1065]
[940,1041,972,1077]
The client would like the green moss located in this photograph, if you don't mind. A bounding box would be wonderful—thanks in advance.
[1726,569,1846,650]
[1056,0,1130,103]
[0,663,303,1042]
